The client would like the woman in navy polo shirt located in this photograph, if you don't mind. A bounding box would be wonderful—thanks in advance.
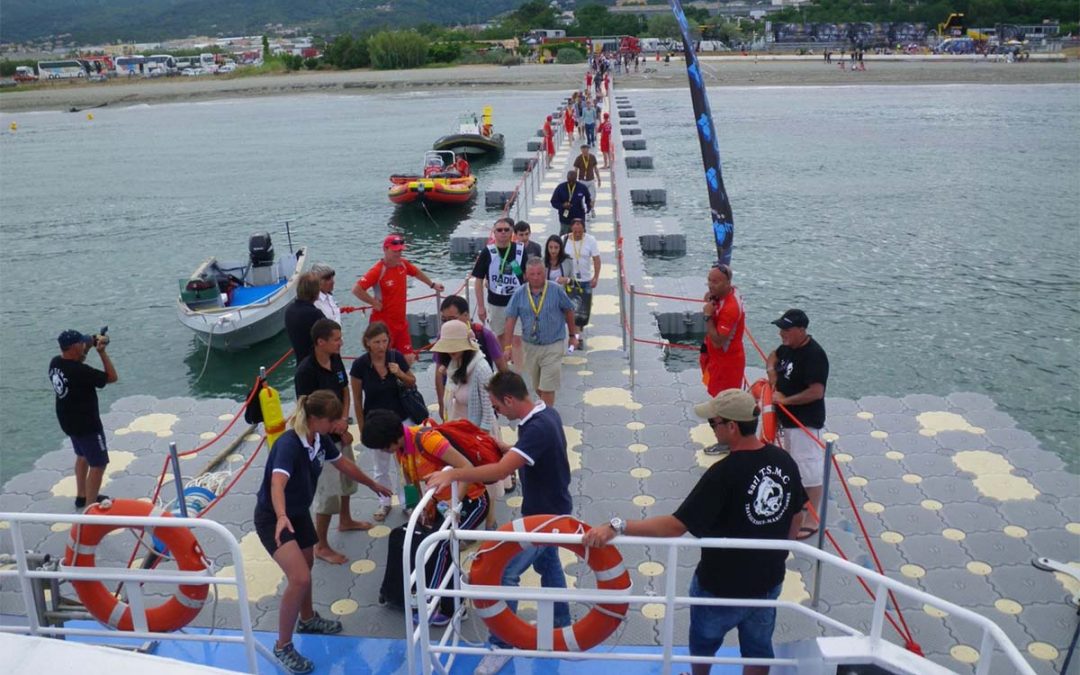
[254,390,392,674]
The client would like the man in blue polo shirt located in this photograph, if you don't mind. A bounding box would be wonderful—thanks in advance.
[504,258,578,407]
[427,370,572,675]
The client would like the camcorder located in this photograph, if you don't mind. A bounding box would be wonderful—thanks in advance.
[92,326,110,347]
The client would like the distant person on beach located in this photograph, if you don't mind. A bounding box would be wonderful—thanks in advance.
[573,144,602,203]
[50,329,117,509]
[426,370,573,675]
[310,263,341,324]
[767,308,830,539]
[550,169,592,235]
[285,272,325,365]
[503,258,578,407]
[352,235,444,364]
[294,319,372,565]
[583,389,805,675]
[472,217,530,366]
[253,390,391,674]
[701,263,746,397]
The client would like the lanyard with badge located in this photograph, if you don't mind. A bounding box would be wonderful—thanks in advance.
[579,155,591,179]
[571,236,586,280]
[526,282,548,340]
[498,244,521,277]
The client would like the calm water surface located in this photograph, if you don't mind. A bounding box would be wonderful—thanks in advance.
[1,84,1077,479]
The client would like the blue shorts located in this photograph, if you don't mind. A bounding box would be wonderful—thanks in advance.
[71,433,109,468]
[688,574,781,659]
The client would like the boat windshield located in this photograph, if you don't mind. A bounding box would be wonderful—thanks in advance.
[457,113,481,134]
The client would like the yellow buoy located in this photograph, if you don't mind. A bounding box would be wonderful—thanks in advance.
[259,384,286,448]
[8,122,15,131]
[87,113,94,121]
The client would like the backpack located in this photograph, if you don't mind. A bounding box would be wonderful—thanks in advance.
[418,419,503,482]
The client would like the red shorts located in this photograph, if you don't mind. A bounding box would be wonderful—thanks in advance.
[371,312,414,355]
[705,352,746,397]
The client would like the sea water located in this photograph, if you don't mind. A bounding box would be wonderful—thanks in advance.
[0,84,1076,480]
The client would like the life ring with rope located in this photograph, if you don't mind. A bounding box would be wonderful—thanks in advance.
[63,498,209,632]
[750,378,777,444]
[469,514,631,652]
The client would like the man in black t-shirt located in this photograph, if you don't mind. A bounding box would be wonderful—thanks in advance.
[49,329,118,509]
[472,217,530,367]
[767,308,830,534]
[284,272,325,365]
[294,319,370,564]
[584,390,805,673]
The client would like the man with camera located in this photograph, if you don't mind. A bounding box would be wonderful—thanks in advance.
[49,328,118,509]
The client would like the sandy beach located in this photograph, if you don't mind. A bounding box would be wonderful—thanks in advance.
[1,59,1076,113]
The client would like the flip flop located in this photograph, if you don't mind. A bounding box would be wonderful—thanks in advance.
[796,526,819,541]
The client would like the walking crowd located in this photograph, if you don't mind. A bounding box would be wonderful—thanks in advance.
[48,63,832,675]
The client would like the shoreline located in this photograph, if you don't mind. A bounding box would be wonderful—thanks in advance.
[1,60,1077,113]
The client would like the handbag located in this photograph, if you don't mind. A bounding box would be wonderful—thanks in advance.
[396,378,430,424]
[565,279,592,328]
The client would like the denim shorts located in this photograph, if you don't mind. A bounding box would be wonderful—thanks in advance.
[688,573,782,659]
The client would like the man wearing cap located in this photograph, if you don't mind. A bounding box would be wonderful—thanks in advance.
[353,235,444,365]
[472,217,530,366]
[311,263,341,324]
[572,144,601,204]
[549,169,593,236]
[701,263,746,399]
[767,309,830,538]
[584,390,806,675]
[50,329,118,509]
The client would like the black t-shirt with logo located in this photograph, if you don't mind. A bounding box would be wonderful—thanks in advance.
[294,354,347,401]
[774,337,829,429]
[49,356,108,437]
[673,443,806,599]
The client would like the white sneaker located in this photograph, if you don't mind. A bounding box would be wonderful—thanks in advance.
[474,653,511,675]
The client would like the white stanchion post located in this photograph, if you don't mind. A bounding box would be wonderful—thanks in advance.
[811,440,834,608]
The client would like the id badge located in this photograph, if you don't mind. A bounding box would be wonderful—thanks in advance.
[531,323,539,340]
[510,261,522,276]
[403,484,420,509]
[562,209,570,218]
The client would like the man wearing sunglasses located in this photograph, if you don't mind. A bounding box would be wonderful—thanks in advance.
[472,217,531,366]
[584,389,805,675]
[353,235,444,364]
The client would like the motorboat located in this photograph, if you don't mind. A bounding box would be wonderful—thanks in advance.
[176,232,308,350]
[432,107,504,158]
[388,150,477,206]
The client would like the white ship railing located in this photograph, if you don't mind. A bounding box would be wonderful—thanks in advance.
[401,483,1036,675]
[0,511,273,674]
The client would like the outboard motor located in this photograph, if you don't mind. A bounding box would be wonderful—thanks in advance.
[249,232,275,286]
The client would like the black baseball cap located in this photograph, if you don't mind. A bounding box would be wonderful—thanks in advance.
[58,329,92,349]
[771,309,809,329]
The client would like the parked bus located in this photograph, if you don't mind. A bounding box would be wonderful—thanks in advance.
[115,55,146,76]
[36,60,86,79]
[199,53,217,72]
[145,54,177,76]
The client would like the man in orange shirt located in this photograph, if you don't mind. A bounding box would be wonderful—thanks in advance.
[353,235,444,364]
[702,263,746,396]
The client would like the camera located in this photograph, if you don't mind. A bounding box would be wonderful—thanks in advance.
[92,326,110,347]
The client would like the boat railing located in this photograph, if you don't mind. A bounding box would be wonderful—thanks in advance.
[402,482,1036,675]
[0,510,273,674]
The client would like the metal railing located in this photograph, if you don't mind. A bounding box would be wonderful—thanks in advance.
[502,101,568,224]
[407,519,1037,675]
[0,511,273,674]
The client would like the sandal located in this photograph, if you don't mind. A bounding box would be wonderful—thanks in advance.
[373,504,391,522]
[297,611,343,635]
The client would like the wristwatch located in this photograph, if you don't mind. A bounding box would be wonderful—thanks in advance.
[608,517,626,535]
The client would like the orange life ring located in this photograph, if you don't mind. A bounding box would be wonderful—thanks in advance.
[63,498,209,632]
[750,378,777,444]
[469,515,630,652]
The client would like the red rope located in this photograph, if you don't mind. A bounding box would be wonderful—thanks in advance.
[197,436,266,518]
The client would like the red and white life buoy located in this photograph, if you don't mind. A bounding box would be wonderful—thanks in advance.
[469,515,631,652]
[63,498,209,632]
[751,378,778,444]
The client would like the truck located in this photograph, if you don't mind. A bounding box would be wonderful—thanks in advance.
[13,66,37,82]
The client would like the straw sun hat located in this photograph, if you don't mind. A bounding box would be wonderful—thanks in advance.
[430,320,479,354]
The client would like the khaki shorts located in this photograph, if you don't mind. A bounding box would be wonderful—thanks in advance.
[487,302,522,337]
[522,340,565,394]
[314,440,358,515]
[779,427,824,488]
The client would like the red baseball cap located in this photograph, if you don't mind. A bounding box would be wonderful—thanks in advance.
[383,234,406,251]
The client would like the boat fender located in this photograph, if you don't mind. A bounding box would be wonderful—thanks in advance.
[259,384,286,448]
[469,515,631,652]
[63,498,209,632]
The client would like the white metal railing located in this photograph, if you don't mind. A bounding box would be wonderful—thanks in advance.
[404,506,1036,675]
[0,511,275,674]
